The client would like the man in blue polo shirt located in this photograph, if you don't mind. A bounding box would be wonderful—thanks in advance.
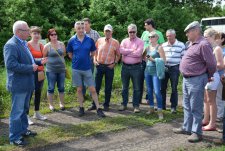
[67,21,105,117]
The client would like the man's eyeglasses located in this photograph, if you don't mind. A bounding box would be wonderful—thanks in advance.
[18,29,30,32]
[149,36,156,38]
[50,33,57,36]
[129,31,136,34]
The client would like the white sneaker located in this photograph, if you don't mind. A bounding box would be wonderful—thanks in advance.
[27,115,34,125]
[33,111,47,120]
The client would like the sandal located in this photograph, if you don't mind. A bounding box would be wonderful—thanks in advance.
[202,126,216,131]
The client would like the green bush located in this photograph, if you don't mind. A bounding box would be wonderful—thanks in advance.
[0,0,223,66]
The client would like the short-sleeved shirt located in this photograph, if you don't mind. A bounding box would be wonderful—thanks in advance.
[141,30,165,49]
[180,36,216,78]
[95,37,120,64]
[67,35,96,71]
[162,40,185,66]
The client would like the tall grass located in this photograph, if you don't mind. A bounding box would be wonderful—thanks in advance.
[0,63,183,118]
[0,68,11,118]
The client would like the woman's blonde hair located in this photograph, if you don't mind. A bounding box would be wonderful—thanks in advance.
[204,28,220,40]
[149,31,159,39]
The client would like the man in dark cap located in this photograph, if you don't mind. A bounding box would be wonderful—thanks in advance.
[173,21,217,143]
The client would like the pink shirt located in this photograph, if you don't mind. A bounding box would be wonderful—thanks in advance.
[120,37,144,64]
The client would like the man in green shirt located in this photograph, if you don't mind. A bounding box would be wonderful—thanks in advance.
[140,18,165,104]
[141,18,165,49]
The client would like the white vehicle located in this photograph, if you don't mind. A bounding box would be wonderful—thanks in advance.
[201,17,225,33]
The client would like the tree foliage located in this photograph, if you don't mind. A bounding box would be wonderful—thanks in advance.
[0,0,224,65]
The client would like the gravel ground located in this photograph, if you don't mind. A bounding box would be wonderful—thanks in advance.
[0,96,223,151]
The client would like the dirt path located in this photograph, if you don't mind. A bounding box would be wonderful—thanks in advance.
[32,118,221,151]
[0,97,223,151]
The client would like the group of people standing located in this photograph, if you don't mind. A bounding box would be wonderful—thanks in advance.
[3,18,225,146]
[173,21,225,143]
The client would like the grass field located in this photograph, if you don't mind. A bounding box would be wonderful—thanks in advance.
[0,63,183,118]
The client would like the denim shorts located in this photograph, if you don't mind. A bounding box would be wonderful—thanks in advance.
[46,72,65,93]
[72,69,95,87]
[205,72,220,90]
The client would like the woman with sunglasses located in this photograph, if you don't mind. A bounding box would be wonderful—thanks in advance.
[43,28,66,111]
[202,28,224,131]
[27,26,47,125]
[144,31,166,119]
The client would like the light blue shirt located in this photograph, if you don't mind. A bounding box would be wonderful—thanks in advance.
[15,36,35,64]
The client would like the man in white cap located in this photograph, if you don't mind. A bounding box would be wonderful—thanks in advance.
[86,24,120,111]
[173,21,217,142]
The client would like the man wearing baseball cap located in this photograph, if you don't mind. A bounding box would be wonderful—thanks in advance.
[88,24,120,111]
[173,21,217,142]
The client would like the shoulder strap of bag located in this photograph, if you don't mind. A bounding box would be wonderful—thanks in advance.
[51,44,66,68]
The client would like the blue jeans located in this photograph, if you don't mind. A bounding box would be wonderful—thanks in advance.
[121,63,142,107]
[145,72,162,109]
[140,60,146,103]
[46,72,65,94]
[223,107,225,140]
[9,91,32,141]
[182,74,207,135]
[161,65,180,110]
[94,64,114,107]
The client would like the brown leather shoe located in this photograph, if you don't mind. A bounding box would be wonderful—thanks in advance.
[173,127,191,135]
[187,133,202,143]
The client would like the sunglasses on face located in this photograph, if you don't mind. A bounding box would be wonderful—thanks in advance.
[50,33,57,36]
[149,36,156,38]
[129,31,136,34]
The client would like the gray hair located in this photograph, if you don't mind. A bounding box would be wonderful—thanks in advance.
[13,20,27,34]
[74,21,84,28]
[166,29,176,35]
[128,24,137,31]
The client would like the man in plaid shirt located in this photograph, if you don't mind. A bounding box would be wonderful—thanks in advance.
[82,18,101,100]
